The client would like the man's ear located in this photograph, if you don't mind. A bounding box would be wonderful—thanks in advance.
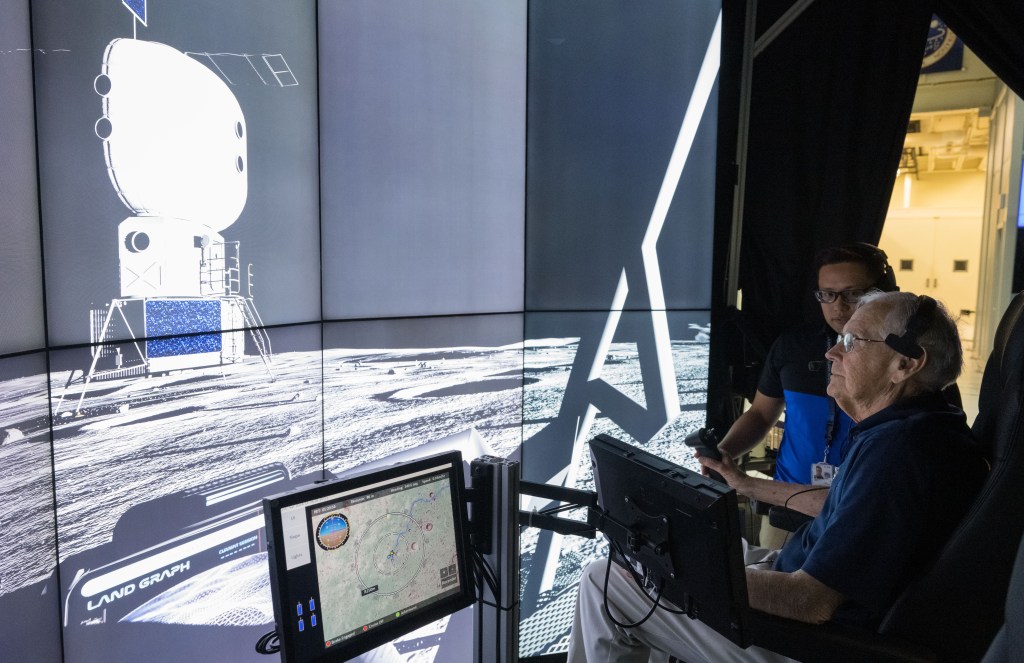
[891,350,927,384]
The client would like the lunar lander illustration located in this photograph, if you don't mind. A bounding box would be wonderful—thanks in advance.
[63,38,273,412]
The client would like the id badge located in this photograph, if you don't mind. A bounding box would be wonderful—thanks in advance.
[811,462,835,487]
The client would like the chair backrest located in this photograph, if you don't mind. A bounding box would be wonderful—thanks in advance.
[979,528,1024,663]
[877,291,1024,662]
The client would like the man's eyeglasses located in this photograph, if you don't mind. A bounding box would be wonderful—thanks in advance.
[838,332,887,353]
[814,288,876,304]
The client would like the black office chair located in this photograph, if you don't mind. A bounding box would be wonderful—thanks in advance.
[746,291,1024,663]
[979,527,1024,663]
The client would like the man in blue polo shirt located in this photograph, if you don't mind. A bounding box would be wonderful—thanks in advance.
[715,244,898,542]
[567,292,987,662]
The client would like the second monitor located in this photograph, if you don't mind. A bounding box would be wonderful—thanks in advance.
[589,433,750,647]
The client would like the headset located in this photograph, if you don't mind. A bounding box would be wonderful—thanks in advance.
[884,295,937,359]
[812,242,898,293]
[843,242,898,293]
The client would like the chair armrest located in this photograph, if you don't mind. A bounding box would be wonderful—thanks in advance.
[745,610,936,663]
[768,505,813,531]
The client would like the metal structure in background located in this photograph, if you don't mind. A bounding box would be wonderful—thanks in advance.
[726,0,820,306]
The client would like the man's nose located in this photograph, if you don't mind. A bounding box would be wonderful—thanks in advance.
[833,299,852,311]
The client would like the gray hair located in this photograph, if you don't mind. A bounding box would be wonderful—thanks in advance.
[857,291,962,391]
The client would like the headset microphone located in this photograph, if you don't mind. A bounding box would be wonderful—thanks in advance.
[808,361,827,372]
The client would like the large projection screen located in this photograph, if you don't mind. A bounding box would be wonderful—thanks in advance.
[0,0,722,660]
[319,0,526,320]
[0,0,46,355]
[519,1,720,655]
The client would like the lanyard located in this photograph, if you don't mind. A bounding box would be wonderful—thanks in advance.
[823,332,838,464]
[823,399,838,464]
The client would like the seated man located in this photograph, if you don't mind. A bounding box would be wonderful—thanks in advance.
[568,292,988,663]
[715,244,899,536]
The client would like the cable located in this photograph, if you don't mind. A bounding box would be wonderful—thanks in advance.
[604,541,688,619]
[537,502,580,516]
[780,485,829,538]
[472,548,500,598]
[255,630,280,655]
[601,553,665,629]
[782,485,828,513]
[525,503,598,537]
[471,548,518,612]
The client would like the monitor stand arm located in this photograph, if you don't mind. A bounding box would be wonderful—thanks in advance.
[519,480,599,539]
[465,459,604,663]
[465,461,651,663]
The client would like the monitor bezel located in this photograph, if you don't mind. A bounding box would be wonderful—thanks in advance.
[263,450,475,662]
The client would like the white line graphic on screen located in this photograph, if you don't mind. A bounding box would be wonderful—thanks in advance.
[522,10,721,603]
[185,51,299,87]
[1,48,71,55]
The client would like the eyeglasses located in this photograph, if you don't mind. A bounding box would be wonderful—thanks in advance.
[838,332,887,353]
[814,288,876,304]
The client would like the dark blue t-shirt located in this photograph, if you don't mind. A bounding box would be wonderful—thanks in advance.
[773,391,988,627]
[758,322,853,483]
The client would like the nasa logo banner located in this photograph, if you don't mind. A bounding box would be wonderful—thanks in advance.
[922,15,963,74]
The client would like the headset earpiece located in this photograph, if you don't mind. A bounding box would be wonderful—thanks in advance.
[885,295,936,359]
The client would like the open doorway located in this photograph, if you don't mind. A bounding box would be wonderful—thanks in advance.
[879,28,1023,426]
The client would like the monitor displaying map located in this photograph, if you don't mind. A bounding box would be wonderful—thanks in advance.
[263,451,474,662]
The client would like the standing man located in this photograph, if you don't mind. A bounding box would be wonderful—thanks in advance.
[714,244,899,540]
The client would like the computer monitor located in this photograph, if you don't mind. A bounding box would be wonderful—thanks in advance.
[263,450,475,662]
[588,434,750,647]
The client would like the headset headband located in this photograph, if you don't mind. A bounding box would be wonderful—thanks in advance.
[845,242,898,292]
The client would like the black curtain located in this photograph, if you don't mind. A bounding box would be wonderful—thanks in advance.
[935,0,1024,101]
[737,0,933,350]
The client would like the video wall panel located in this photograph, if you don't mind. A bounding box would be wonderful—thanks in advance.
[319,0,526,320]
[0,353,61,662]
[322,314,524,473]
[517,310,710,655]
[49,323,324,663]
[32,0,322,347]
[0,0,46,355]
[519,0,720,655]
[525,0,719,312]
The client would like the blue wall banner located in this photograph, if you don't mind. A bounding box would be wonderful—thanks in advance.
[922,16,963,74]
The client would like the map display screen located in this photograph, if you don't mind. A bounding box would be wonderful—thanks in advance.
[263,451,474,662]
[310,471,462,648]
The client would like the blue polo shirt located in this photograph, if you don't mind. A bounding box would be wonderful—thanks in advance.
[758,322,852,483]
[773,391,988,627]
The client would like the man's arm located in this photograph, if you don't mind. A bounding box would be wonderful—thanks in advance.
[745,567,844,624]
[698,452,829,516]
[717,390,785,459]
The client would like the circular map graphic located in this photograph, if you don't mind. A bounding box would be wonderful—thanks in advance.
[355,512,427,595]
[316,513,351,550]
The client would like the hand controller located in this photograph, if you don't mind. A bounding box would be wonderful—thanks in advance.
[684,427,726,482]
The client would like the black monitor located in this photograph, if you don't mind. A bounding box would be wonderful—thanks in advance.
[588,434,750,647]
[263,450,475,662]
